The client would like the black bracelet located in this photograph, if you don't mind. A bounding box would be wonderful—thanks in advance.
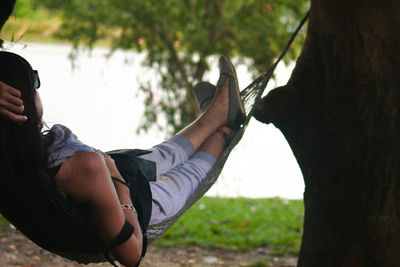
[107,219,135,249]
[111,176,130,188]
[104,219,135,266]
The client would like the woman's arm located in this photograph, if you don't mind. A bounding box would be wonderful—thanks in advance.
[0,81,27,122]
[101,152,145,264]
[56,151,142,266]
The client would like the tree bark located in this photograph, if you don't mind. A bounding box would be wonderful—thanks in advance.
[255,1,400,266]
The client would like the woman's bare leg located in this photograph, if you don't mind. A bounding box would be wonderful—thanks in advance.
[148,126,233,227]
[178,85,229,151]
[139,85,230,175]
[197,126,232,159]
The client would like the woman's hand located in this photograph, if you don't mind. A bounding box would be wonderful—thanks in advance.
[101,152,131,198]
[0,81,27,122]
[101,152,125,181]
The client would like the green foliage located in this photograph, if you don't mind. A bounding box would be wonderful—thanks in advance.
[155,197,304,254]
[13,0,36,19]
[58,0,309,133]
[2,1,61,45]
[13,0,63,19]
[34,0,67,10]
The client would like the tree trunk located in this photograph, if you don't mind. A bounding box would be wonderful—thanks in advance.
[254,1,400,266]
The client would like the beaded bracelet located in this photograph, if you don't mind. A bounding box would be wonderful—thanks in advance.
[121,204,138,216]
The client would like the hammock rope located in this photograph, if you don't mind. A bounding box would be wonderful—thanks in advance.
[147,11,310,241]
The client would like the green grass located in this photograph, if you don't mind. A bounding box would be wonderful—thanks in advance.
[0,215,9,227]
[154,197,304,255]
[0,197,304,255]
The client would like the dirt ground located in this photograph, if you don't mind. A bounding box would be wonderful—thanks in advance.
[0,225,297,267]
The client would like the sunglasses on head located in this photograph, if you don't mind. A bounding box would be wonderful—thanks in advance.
[33,70,40,89]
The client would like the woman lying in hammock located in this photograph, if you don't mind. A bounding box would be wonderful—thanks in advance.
[0,51,245,267]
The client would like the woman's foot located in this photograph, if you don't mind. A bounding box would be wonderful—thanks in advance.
[193,56,245,128]
[216,55,246,129]
[193,81,216,113]
[177,56,244,151]
[177,83,228,151]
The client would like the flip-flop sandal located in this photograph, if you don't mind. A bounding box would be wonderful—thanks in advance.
[216,55,246,128]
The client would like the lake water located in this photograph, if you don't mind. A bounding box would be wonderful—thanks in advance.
[6,42,304,199]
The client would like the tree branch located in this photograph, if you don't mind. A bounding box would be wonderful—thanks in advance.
[254,85,298,125]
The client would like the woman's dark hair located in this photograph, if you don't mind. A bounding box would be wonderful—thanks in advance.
[0,52,94,253]
[0,0,16,47]
[0,0,16,30]
[0,51,47,195]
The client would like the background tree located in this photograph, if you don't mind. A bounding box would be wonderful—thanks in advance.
[255,0,400,266]
[55,0,308,133]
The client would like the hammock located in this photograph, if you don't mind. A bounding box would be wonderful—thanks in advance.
[0,11,309,264]
[147,11,310,242]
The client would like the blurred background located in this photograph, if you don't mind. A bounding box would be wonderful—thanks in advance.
[2,0,310,199]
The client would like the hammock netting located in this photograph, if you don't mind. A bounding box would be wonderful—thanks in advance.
[147,10,310,241]
[147,60,276,241]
